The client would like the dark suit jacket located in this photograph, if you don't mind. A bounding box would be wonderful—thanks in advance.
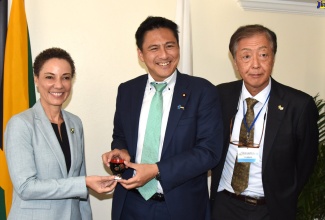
[111,71,223,220]
[210,78,319,220]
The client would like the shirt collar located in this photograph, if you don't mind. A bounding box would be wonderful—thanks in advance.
[241,78,271,105]
[147,70,177,91]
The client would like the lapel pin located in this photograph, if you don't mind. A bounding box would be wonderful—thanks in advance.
[177,105,185,110]
[70,128,75,134]
[278,105,284,110]
[182,93,186,98]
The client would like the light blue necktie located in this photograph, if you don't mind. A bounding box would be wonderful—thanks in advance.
[138,82,167,200]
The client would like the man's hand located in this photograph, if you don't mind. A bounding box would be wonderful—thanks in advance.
[117,161,158,189]
[102,149,131,167]
[86,176,117,193]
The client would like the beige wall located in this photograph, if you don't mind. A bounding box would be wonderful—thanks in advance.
[22,0,325,219]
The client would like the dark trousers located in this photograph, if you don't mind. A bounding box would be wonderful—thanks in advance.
[120,190,171,220]
[211,191,270,220]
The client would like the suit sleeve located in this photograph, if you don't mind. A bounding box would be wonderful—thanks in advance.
[296,96,319,192]
[78,126,93,220]
[158,84,224,193]
[111,83,128,150]
[4,116,89,201]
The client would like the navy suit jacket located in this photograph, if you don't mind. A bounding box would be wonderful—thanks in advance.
[111,71,223,220]
[210,78,319,220]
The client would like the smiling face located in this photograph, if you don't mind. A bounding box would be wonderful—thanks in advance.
[34,58,72,110]
[234,33,275,96]
[137,28,180,82]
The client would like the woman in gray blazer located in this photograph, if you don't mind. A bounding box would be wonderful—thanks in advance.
[4,48,117,220]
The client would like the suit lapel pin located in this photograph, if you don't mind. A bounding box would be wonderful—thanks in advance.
[70,128,75,134]
[177,105,185,110]
[278,105,284,110]
[182,93,186,98]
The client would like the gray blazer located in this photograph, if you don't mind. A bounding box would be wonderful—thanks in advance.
[5,100,92,220]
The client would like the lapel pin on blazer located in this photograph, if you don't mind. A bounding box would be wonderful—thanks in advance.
[278,105,284,110]
[182,93,186,98]
[70,128,75,134]
[177,105,185,110]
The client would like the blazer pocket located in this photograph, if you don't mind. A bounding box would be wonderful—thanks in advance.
[20,200,51,209]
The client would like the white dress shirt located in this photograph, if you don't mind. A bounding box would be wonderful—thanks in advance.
[135,71,177,193]
[218,78,271,197]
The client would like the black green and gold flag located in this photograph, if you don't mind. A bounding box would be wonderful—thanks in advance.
[0,0,8,219]
[1,0,36,218]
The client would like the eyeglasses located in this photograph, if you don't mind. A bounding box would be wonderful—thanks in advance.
[229,113,266,148]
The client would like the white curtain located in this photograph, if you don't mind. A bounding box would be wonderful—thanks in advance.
[176,0,193,76]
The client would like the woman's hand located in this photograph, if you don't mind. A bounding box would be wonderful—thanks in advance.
[85,175,117,193]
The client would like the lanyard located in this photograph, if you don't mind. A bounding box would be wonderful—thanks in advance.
[243,92,270,133]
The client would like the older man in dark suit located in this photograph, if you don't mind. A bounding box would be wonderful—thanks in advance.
[210,24,319,220]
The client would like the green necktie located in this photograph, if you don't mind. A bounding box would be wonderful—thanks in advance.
[231,98,258,195]
[138,82,167,200]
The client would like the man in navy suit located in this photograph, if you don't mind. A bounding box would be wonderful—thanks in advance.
[102,16,223,220]
[210,24,319,220]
